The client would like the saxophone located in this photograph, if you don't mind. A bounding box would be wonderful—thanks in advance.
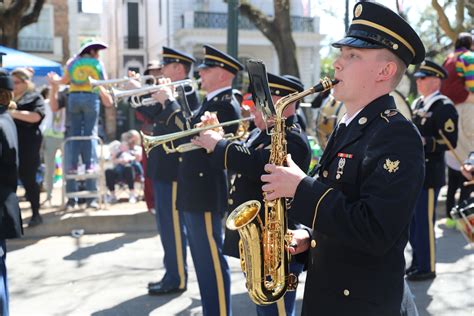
[226,77,337,305]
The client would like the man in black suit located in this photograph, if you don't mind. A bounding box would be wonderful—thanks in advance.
[407,60,458,281]
[260,2,426,315]
[134,47,199,295]
[193,73,311,315]
[152,44,242,316]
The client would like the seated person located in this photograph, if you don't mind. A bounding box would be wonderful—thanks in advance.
[105,133,142,204]
[121,129,143,179]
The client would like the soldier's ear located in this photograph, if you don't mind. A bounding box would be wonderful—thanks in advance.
[377,61,397,83]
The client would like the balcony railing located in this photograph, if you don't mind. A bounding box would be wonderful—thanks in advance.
[18,36,53,53]
[124,36,144,49]
[191,11,315,32]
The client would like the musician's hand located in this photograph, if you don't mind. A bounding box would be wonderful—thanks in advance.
[287,229,311,255]
[461,164,473,181]
[46,72,60,86]
[191,129,222,152]
[200,111,220,126]
[152,87,174,106]
[261,154,307,200]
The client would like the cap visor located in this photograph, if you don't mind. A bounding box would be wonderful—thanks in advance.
[413,72,428,78]
[197,63,210,70]
[332,36,384,49]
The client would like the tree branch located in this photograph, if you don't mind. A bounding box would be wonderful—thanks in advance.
[20,0,45,28]
[239,1,277,41]
[431,0,457,41]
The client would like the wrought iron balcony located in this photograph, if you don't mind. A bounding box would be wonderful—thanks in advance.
[124,36,144,49]
[18,36,53,53]
[191,11,315,32]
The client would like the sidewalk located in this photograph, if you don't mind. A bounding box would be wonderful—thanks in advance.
[6,187,474,315]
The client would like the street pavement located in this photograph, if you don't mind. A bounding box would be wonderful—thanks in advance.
[4,189,474,315]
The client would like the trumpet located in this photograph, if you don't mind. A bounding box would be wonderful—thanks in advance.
[141,116,253,155]
[111,79,194,107]
[89,75,159,88]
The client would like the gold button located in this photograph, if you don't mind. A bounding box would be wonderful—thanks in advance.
[358,117,367,125]
[343,289,350,296]
[199,172,204,177]
[232,186,236,192]
[311,240,317,248]
[322,170,328,178]
[228,198,233,205]
[336,174,341,180]
[237,173,242,178]
[179,157,183,162]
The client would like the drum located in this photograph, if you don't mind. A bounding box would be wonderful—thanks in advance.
[390,90,412,121]
[450,198,474,245]
[314,94,345,150]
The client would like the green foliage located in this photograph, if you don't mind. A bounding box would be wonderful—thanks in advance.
[320,55,335,79]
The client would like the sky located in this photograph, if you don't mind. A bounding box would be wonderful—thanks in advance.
[312,0,429,56]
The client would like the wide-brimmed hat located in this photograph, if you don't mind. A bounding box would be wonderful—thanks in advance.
[78,40,108,56]
[144,60,162,75]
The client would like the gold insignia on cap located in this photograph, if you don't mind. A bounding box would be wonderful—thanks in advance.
[354,4,363,17]
[275,90,280,95]
[358,117,367,125]
[444,118,455,133]
[393,43,399,50]
[383,159,400,173]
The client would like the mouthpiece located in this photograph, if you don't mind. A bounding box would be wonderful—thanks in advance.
[311,78,339,93]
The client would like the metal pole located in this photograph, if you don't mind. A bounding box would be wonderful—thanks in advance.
[227,0,239,59]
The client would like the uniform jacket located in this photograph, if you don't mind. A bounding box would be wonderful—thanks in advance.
[289,94,425,316]
[0,109,22,239]
[209,115,311,258]
[160,88,241,213]
[412,93,458,188]
[136,87,199,181]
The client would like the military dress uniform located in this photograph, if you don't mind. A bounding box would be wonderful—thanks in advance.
[408,60,458,280]
[215,74,311,316]
[137,47,199,295]
[158,45,242,316]
[283,3,426,315]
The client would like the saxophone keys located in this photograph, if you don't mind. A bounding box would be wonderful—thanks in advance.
[287,273,298,291]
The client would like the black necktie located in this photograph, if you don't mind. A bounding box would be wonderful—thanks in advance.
[334,123,347,141]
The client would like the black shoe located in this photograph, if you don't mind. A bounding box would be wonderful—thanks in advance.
[406,270,436,281]
[28,214,43,227]
[405,265,417,275]
[148,283,186,295]
[147,281,161,289]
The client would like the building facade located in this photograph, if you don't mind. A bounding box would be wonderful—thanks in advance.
[102,0,323,88]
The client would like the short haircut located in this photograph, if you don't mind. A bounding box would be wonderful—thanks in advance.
[455,32,472,50]
[377,49,407,89]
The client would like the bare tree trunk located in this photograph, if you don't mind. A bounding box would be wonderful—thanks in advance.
[431,0,466,42]
[239,0,300,77]
[0,0,45,49]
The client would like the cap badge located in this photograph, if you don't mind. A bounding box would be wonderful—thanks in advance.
[358,117,367,125]
[383,159,400,173]
[354,4,363,18]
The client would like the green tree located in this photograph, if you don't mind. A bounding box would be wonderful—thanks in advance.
[0,0,46,48]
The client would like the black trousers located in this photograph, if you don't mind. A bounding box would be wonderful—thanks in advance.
[105,165,135,191]
[18,132,42,216]
[446,166,472,218]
